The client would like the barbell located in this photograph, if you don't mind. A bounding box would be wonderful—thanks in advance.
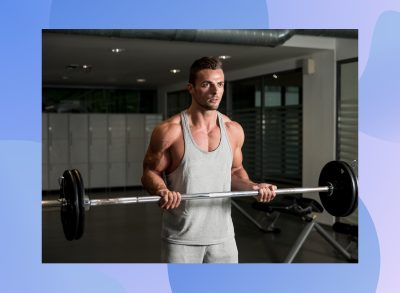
[42,160,358,241]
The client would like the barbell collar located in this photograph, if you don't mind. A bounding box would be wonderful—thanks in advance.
[42,199,65,209]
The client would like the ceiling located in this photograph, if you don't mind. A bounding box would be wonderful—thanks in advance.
[42,31,332,89]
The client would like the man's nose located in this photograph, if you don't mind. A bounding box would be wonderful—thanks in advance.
[209,83,218,93]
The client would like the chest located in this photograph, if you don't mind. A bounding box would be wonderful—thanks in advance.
[190,126,221,152]
[167,124,232,173]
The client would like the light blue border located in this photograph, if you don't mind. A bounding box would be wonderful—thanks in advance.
[1,0,398,291]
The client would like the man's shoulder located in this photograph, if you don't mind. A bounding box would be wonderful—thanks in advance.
[152,114,182,143]
[221,113,243,133]
[220,113,244,147]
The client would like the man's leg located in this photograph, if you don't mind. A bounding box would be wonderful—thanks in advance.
[161,240,207,263]
[203,237,239,263]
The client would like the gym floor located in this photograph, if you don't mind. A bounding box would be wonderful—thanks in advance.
[42,189,358,263]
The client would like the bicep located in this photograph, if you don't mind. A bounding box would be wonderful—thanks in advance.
[231,143,243,171]
[143,149,169,176]
[230,123,248,178]
[143,126,171,175]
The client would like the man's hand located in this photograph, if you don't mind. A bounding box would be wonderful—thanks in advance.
[157,189,182,209]
[252,183,277,203]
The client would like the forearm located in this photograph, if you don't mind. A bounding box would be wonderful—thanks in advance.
[232,167,277,203]
[141,170,168,195]
[231,168,256,191]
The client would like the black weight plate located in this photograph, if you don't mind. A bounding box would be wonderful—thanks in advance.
[337,161,358,216]
[71,169,85,240]
[60,170,80,241]
[348,170,358,216]
[318,161,358,217]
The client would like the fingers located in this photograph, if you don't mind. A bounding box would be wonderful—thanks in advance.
[157,189,181,210]
[255,184,277,203]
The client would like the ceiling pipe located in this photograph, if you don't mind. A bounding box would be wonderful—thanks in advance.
[295,29,358,39]
[46,29,296,48]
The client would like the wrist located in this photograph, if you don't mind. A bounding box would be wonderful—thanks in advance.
[155,188,169,195]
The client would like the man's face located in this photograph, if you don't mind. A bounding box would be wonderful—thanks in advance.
[188,69,225,111]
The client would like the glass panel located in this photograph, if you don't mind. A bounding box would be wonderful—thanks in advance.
[255,90,261,107]
[264,86,281,107]
[125,91,141,113]
[285,86,300,105]
[337,60,358,171]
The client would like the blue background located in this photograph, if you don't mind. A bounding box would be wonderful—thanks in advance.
[1,0,399,292]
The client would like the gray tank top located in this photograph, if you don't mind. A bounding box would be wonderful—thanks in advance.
[162,110,235,245]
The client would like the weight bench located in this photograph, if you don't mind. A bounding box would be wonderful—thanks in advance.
[232,195,358,263]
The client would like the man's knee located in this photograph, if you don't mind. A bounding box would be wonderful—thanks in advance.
[204,238,238,263]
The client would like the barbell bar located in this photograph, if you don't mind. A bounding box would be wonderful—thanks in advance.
[42,160,358,241]
[42,187,331,208]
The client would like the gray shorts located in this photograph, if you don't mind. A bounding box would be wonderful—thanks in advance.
[161,237,238,263]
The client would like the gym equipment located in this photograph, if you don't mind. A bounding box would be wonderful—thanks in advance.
[236,196,358,263]
[42,160,358,241]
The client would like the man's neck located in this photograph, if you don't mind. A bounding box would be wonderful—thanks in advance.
[186,106,218,131]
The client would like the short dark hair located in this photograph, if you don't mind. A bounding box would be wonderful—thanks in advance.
[189,57,223,85]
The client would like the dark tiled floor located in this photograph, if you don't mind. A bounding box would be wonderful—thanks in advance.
[42,191,358,263]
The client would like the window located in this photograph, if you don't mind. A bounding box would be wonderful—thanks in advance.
[337,59,358,172]
[336,58,358,223]
[43,88,157,113]
[166,90,191,117]
[231,69,302,186]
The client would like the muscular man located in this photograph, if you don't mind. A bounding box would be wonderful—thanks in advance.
[142,56,276,263]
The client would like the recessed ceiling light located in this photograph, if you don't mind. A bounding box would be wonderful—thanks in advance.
[136,78,146,83]
[111,48,125,53]
[82,64,92,72]
[66,64,92,72]
[170,69,181,74]
[218,55,231,60]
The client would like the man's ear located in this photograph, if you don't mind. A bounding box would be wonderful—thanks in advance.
[187,83,194,94]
